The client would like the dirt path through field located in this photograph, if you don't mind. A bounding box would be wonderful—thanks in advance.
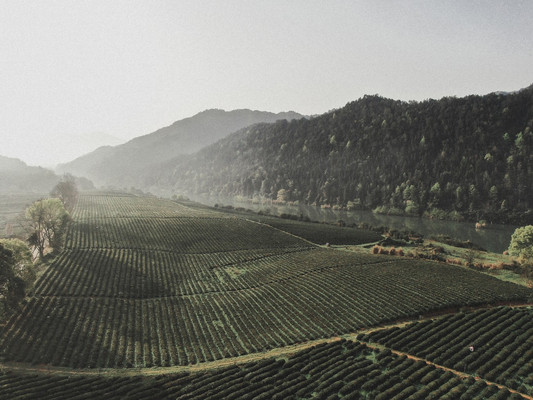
[357,341,533,400]
[2,334,531,399]
[0,336,343,377]
[0,318,442,378]
[2,302,531,380]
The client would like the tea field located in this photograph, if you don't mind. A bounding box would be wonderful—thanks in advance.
[1,340,528,400]
[358,306,533,397]
[214,207,383,245]
[0,193,532,399]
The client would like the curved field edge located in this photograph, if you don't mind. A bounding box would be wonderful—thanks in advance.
[243,213,384,246]
[1,303,531,377]
[358,305,533,397]
[1,193,531,371]
[0,336,530,400]
[1,259,530,369]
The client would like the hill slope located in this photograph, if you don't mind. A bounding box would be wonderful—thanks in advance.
[1,336,528,399]
[1,194,530,370]
[57,109,304,188]
[0,155,58,194]
[152,85,533,224]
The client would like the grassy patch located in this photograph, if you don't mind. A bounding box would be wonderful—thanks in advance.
[354,236,530,287]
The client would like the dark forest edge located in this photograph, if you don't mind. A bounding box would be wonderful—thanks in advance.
[141,84,533,226]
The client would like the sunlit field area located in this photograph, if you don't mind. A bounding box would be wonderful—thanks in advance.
[1,194,531,399]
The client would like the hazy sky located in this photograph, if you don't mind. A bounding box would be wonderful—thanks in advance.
[1,1,532,167]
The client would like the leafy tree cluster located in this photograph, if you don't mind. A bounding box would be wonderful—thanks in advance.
[152,85,533,224]
[509,225,533,261]
[508,225,533,286]
[0,239,35,319]
[25,198,70,258]
[0,179,75,319]
[21,177,78,258]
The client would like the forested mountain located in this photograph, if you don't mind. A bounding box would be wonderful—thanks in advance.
[0,155,59,193]
[149,85,533,224]
[57,109,303,187]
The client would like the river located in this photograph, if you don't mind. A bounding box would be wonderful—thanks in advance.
[188,195,518,254]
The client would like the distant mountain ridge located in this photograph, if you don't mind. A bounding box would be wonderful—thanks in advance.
[0,156,27,171]
[148,85,533,224]
[57,109,304,187]
[0,155,58,193]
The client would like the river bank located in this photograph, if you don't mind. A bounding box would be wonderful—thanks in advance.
[186,194,518,254]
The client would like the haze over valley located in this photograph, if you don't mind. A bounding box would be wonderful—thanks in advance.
[57,109,304,187]
[52,85,533,227]
[2,1,532,168]
[2,2,533,399]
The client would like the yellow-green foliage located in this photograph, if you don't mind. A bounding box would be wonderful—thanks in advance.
[508,225,533,261]
[26,198,70,258]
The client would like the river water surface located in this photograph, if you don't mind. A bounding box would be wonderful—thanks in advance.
[190,195,518,254]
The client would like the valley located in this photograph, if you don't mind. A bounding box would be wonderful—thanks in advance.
[2,3,532,398]
[1,193,532,399]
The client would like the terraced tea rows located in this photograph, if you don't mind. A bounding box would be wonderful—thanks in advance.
[221,208,384,245]
[0,340,526,400]
[72,193,219,219]
[34,247,315,298]
[259,217,383,245]
[65,216,309,252]
[161,340,524,400]
[3,255,532,368]
[1,194,531,372]
[359,306,533,396]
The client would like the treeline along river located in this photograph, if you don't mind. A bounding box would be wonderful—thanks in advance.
[190,195,517,254]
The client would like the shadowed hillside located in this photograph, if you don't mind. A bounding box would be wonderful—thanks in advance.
[151,85,533,224]
[57,109,304,188]
[0,155,58,193]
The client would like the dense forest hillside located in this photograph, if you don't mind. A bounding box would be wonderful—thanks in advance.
[0,155,59,193]
[57,109,303,187]
[149,85,533,224]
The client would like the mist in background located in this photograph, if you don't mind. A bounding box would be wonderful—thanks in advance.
[1,0,532,167]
